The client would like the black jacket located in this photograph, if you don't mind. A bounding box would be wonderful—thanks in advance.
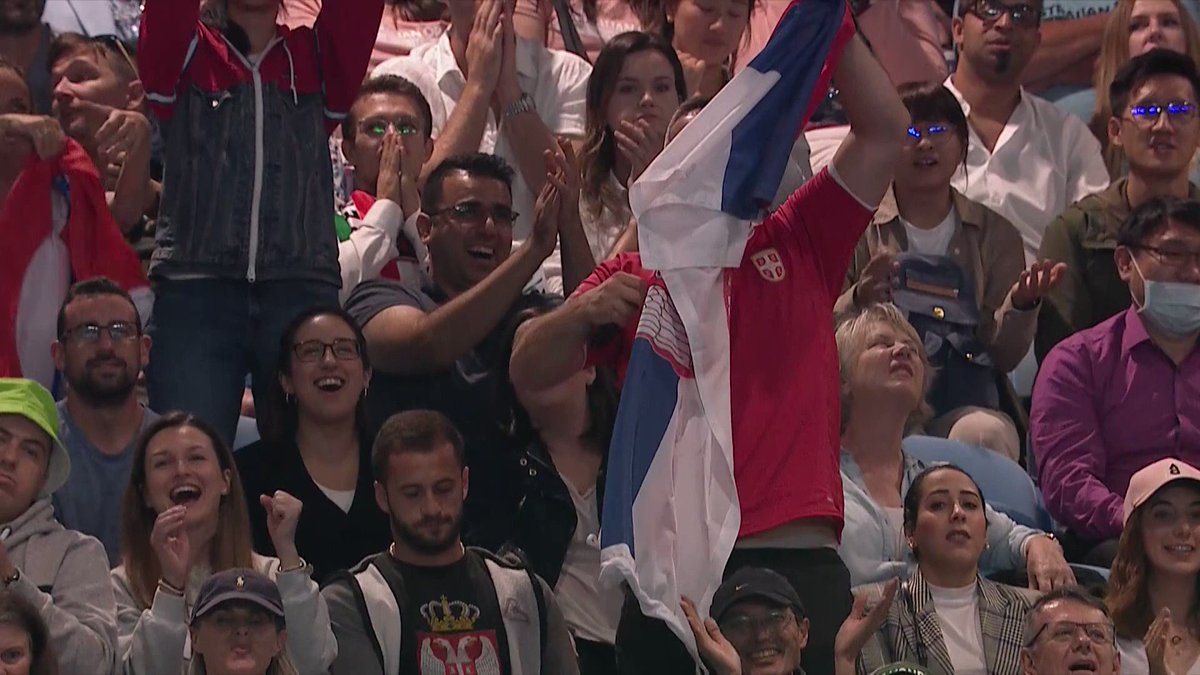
[236,434,391,584]
[507,439,606,588]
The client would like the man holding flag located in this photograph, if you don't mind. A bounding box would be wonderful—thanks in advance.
[553,2,911,673]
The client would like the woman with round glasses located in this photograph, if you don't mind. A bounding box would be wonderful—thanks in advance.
[235,308,390,583]
[1108,458,1200,675]
[836,81,1063,461]
[855,464,1037,675]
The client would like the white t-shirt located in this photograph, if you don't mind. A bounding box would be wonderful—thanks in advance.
[554,481,621,643]
[315,483,355,514]
[1118,636,1200,675]
[902,207,957,257]
[927,581,988,675]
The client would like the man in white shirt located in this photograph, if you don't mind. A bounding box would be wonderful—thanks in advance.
[373,0,591,294]
[946,0,1110,264]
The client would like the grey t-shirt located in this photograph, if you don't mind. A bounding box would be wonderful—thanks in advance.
[52,401,158,566]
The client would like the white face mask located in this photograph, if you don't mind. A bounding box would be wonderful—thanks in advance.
[1132,257,1200,337]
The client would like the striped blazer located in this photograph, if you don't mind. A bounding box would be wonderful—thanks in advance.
[855,570,1037,675]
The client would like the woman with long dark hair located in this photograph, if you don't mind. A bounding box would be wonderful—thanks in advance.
[633,0,756,97]
[236,307,390,583]
[1109,458,1200,674]
[577,31,685,260]
[506,308,622,674]
[112,413,334,675]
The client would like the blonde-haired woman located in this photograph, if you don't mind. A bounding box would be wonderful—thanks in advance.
[1109,458,1200,675]
[1092,0,1200,178]
[112,413,334,675]
[835,303,1074,592]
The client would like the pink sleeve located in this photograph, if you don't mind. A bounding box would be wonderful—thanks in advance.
[281,0,322,29]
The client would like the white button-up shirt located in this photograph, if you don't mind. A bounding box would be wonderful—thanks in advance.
[944,76,1110,264]
[374,33,591,291]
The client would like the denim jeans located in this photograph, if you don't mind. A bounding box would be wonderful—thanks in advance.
[146,278,338,445]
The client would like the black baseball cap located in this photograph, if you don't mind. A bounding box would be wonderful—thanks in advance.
[191,568,285,623]
[710,567,806,622]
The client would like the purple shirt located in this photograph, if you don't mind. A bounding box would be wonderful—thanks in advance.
[1031,307,1200,540]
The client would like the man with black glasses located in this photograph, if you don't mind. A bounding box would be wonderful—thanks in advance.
[49,277,157,565]
[1038,49,1200,360]
[946,0,1109,266]
[1020,587,1120,675]
[346,152,581,550]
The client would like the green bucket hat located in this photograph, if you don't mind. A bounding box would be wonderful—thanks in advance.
[0,379,71,497]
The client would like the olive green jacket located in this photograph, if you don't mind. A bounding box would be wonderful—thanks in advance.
[1034,178,1200,362]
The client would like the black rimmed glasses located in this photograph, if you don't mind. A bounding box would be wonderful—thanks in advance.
[431,201,519,228]
[292,339,361,363]
[60,321,139,344]
[1126,101,1199,129]
[966,0,1040,28]
[1026,621,1115,648]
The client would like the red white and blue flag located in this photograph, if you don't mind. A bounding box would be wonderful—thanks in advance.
[598,0,855,665]
[0,139,152,394]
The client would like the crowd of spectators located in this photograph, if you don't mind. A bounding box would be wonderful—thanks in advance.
[2,0,1200,674]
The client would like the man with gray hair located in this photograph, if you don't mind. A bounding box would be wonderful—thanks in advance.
[1020,587,1119,675]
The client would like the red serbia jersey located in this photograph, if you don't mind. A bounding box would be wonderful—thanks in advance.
[580,168,873,539]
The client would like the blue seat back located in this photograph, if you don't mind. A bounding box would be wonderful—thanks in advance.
[903,435,1054,532]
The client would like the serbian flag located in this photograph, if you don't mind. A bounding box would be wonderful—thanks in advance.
[0,139,152,393]
[598,0,855,666]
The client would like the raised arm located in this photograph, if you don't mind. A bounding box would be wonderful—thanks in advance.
[509,268,645,395]
[138,0,202,122]
[828,33,910,210]
[314,0,386,134]
[361,182,561,375]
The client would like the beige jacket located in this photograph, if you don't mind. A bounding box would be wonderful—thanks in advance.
[836,189,1035,373]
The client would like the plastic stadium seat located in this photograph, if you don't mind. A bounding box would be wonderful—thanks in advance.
[903,435,1055,532]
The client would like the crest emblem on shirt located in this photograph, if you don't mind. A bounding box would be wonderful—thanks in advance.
[416,630,501,675]
[751,248,786,282]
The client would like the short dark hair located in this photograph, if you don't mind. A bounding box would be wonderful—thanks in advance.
[1023,586,1112,647]
[1109,48,1200,121]
[421,153,516,213]
[56,277,141,338]
[898,81,969,147]
[902,463,988,560]
[49,33,138,84]
[1117,196,1200,248]
[344,74,434,144]
[371,410,466,485]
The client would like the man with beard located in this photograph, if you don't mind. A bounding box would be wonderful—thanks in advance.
[49,277,156,565]
[323,409,579,675]
[946,0,1110,265]
[0,0,50,113]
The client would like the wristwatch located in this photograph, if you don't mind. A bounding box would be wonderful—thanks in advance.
[503,94,536,122]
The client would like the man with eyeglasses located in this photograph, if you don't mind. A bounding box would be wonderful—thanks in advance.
[946,0,1110,266]
[48,32,155,236]
[334,74,435,304]
[345,151,585,550]
[684,567,811,675]
[48,277,156,566]
[1032,195,1200,567]
[1020,587,1120,675]
[1037,49,1200,362]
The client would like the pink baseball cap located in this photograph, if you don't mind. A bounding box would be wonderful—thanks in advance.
[1124,458,1200,524]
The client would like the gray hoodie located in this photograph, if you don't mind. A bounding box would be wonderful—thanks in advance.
[4,497,117,674]
[112,552,336,675]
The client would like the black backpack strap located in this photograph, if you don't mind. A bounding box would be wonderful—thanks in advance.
[551,0,591,63]
[527,567,549,661]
